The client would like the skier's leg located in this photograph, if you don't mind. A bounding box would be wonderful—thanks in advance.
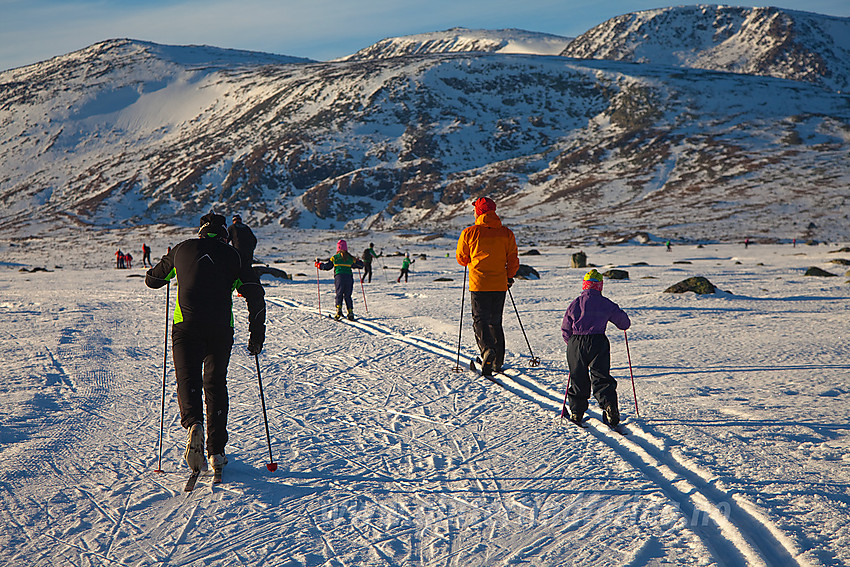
[341,274,354,311]
[566,336,591,417]
[588,335,617,407]
[172,324,206,430]
[489,292,506,370]
[470,291,492,356]
[202,326,234,456]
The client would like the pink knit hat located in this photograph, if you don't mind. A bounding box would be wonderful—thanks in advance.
[337,239,348,252]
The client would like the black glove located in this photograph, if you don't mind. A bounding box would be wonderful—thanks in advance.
[507,277,514,288]
[248,327,265,355]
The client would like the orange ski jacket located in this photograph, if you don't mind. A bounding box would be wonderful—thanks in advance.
[456,211,519,292]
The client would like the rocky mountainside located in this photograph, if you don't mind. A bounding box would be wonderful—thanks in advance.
[1,13,849,244]
[562,5,850,93]
[339,28,571,60]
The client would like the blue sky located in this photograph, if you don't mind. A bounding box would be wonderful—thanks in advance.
[2,0,849,72]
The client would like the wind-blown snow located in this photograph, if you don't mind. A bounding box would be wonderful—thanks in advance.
[1,226,848,566]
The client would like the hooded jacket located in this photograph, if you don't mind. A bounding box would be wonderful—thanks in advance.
[456,211,519,292]
[561,289,630,342]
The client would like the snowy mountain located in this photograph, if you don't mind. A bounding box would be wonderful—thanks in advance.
[1,12,849,244]
[561,5,850,93]
[338,28,572,60]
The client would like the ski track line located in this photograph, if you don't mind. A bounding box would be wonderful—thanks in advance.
[268,295,809,567]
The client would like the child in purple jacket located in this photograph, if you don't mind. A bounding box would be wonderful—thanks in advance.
[561,269,631,427]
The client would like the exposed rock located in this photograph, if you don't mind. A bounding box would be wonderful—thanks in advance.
[664,276,716,294]
[516,264,540,280]
[571,251,587,268]
[603,269,629,280]
[520,249,541,256]
[828,258,850,266]
[804,267,837,277]
[433,277,453,282]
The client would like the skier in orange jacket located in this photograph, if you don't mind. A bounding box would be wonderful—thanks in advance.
[456,197,519,375]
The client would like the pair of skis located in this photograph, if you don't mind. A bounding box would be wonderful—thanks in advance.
[184,465,223,492]
[467,357,628,435]
[564,413,628,435]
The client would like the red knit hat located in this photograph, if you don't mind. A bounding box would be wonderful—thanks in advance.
[474,197,496,217]
[337,239,348,252]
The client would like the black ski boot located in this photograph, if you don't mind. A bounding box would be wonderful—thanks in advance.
[603,402,620,428]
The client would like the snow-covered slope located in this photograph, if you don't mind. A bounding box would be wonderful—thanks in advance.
[1,14,849,244]
[339,28,572,60]
[562,5,850,93]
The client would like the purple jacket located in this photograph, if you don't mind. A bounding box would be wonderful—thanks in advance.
[561,289,631,342]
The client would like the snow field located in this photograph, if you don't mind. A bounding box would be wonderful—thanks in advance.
[0,229,848,566]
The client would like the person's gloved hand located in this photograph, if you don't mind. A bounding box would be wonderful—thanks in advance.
[507,277,514,288]
[248,328,265,355]
[314,259,321,268]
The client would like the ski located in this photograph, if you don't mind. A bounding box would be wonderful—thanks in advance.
[184,471,201,492]
[468,357,504,387]
[561,415,587,428]
[600,418,628,435]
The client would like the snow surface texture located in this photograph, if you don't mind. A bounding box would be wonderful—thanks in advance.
[1,226,848,566]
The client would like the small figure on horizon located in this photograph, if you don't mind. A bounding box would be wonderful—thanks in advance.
[744,238,750,249]
[142,243,152,268]
[124,252,133,269]
[316,239,364,320]
[116,249,124,269]
[665,240,671,252]
[361,242,382,283]
[397,253,415,283]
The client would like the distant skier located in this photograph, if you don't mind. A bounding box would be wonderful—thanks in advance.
[145,211,265,477]
[665,240,671,252]
[456,197,519,376]
[744,238,750,249]
[142,243,152,268]
[228,214,258,271]
[361,242,382,283]
[561,269,631,428]
[396,253,415,283]
[124,252,132,269]
[316,239,364,320]
[116,249,124,269]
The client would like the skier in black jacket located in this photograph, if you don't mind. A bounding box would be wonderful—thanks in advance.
[145,212,266,476]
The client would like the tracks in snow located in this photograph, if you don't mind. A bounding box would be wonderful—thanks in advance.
[268,296,809,567]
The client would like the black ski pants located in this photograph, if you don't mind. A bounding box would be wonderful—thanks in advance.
[172,322,234,456]
[470,290,506,370]
[566,334,617,416]
[335,273,354,310]
[361,262,373,283]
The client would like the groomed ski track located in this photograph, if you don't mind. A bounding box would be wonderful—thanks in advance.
[268,296,809,567]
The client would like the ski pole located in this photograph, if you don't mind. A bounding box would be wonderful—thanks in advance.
[507,288,540,366]
[255,353,278,472]
[154,282,170,473]
[624,330,640,418]
[559,373,570,425]
[357,268,369,313]
[315,263,322,315]
[452,266,468,372]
